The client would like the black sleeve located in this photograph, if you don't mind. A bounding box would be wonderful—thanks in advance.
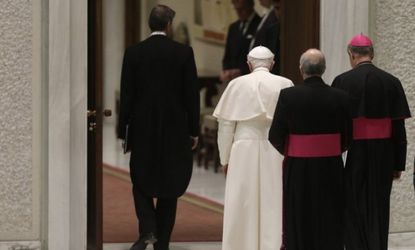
[392,119,407,171]
[117,48,134,139]
[331,75,340,88]
[268,91,289,155]
[265,23,280,74]
[183,47,200,137]
[222,25,233,70]
[341,95,353,152]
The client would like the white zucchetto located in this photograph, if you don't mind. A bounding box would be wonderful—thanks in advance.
[248,46,274,59]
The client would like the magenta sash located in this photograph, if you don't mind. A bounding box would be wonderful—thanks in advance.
[287,134,341,157]
[353,118,392,140]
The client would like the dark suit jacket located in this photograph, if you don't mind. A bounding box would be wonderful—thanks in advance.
[118,34,200,198]
[222,13,261,75]
[252,8,280,74]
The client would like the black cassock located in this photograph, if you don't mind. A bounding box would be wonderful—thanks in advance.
[332,62,411,250]
[269,76,352,250]
[118,35,200,198]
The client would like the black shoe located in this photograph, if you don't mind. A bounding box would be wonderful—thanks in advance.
[130,233,158,250]
[129,240,147,250]
[143,232,157,244]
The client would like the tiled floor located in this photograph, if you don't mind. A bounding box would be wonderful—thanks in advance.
[103,122,415,250]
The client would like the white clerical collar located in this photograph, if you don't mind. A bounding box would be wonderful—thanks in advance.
[151,31,167,36]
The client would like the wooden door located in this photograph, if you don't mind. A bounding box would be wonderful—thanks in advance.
[280,0,320,83]
[87,0,103,249]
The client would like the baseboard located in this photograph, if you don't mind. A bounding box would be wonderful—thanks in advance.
[0,241,41,250]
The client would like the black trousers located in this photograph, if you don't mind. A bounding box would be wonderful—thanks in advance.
[132,185,178,250]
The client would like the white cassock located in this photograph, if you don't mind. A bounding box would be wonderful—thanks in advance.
[213,67,293,250]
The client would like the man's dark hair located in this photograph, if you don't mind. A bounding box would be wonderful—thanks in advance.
[232,0,255,8]
[148,5,176,31]
[245,0,255,7]
[348,45,374,57]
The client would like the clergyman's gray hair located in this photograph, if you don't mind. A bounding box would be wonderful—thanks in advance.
[247,55,274,69]
[299,50,326,76]
[348,45,374,57]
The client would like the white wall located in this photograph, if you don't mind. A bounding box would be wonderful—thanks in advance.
[103,0,125,125]
[371,0,415,232]
[0,0,41,246]
[102,0,128,169]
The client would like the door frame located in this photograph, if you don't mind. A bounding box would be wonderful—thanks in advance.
[47,0,88,249]
[84,0,321,249]
[280,0,320,83]
[87,0,104,249]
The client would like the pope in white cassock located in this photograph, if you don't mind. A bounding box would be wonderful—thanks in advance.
[213,46,293,250]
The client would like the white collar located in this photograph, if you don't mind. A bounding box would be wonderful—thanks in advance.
[262,5,274,16]
[151,31,167,36]
[253,67,270,73]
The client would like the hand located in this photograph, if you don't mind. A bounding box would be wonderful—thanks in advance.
[190,136,199,150]
[220,70,231,83]
[121,141,130,153]
[228,69,241,80]
[393,171,402,180]
[222,164,228,177]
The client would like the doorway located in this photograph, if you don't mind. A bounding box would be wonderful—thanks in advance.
[86,1,320,249]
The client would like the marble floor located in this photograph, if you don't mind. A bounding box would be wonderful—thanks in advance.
[103,233,415,250]
[103,122,415,250]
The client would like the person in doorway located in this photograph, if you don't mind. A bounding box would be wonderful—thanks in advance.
[269,49,352,250]
[250,0,281,74]
[214,46,293,250]
[220,0,261,83]
[117,5,200,250]
[332,34,411,250]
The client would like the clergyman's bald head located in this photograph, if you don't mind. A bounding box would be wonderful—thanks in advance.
[299,49,326,78]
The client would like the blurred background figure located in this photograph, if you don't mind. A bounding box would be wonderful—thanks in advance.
[250,0,281,74]
[220,0,261,83]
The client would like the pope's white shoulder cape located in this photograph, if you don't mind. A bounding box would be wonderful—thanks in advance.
[213,69,293,121]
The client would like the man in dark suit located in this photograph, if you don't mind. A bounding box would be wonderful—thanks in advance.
[269,49,352,250]
[220,0,261,83]
[117,5,200,250]
[250,0,281,74]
